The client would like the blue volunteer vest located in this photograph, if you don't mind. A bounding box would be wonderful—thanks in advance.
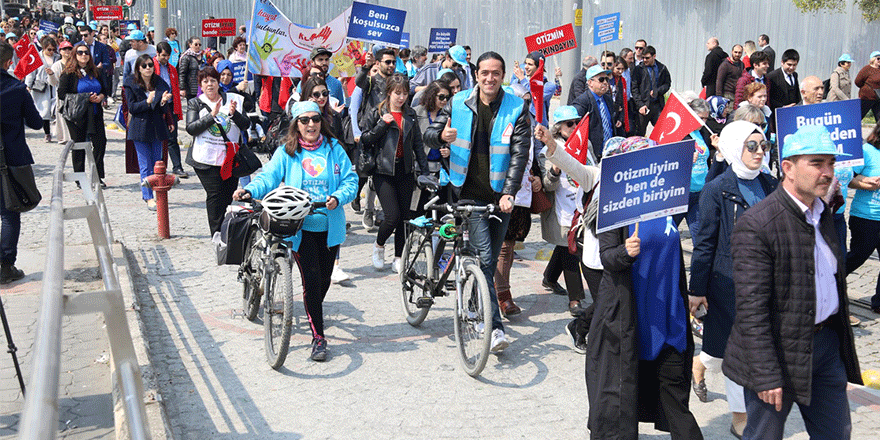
[446,88,524,193]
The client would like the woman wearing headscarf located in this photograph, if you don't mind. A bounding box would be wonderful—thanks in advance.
[689,121,778,438]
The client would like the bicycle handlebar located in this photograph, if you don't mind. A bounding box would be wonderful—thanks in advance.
[423,199,498,217]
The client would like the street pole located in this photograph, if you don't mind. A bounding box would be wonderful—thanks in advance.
[85,0,91,22]
[561,0,583,98]
[153,0,167,45]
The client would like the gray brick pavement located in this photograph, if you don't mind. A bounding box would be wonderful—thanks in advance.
[3,108,880,439]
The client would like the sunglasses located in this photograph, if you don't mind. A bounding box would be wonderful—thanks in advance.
[193,43,201,46]
[381,59,395,65]
[562,120,577,128]
[311,90,330,99]
[297,115,323,125]
[45,48,56,52]
[141,62,154,68]
[592,76,609,83]
[744,140,771,153]
[602,62,613,67]
[635,46,645,51]
[75,50,90,56]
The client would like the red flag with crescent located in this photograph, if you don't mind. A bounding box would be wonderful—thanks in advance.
[564,114,591,181]
[12,33,31,60]
[14,44,44,80]
[648,90,703,144]
[529,58,545,124]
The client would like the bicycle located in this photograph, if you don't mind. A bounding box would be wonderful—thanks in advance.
[238,197,326,370]
[399,176,498,377]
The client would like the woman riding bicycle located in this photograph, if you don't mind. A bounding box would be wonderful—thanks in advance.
[233,101,358,362]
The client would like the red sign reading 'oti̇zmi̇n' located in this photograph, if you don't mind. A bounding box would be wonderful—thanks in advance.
[524,23,577,57]
[91,6,123,20]
[201,19,237,37]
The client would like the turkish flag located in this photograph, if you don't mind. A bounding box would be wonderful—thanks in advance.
[14,44,43,80]
[564,113,591,174]
[12,33,31,60]
[648,90,704,144]
[529,58,545,124]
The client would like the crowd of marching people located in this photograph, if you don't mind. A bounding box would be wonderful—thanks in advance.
[5,5,880,439]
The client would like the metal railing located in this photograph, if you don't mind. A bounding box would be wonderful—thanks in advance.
[18,141,150,440]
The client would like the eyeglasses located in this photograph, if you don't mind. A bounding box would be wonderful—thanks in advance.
[141,62,154,68]
[592,76,609,83]
[602,63,613,67]
[635,46,645,51]
[75,50,90,56]
[744,139,771,153]
[311,90,330,99]
[436,93,450,101]
[381,59,395,65]
[297,115,323,125]
[562,120,577,128]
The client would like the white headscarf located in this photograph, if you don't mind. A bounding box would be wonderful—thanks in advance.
[719,120,765,180]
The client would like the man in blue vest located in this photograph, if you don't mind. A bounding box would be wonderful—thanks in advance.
[425,52,532,352]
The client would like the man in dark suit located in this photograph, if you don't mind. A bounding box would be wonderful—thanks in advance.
[701,37,727,97]
[570,65,623,161]
[759,34,776,70]
[0,42,43,284]
[766,49,801,131]
[567,55,597,105]
[75,25,112,87]
[634,45,671,132]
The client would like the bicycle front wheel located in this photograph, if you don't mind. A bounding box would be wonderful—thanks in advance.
[400,228,433,326]
[241,227,261,321]
[264,255,293,369]
[453,261,492,377]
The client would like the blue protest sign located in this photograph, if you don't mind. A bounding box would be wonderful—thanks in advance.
[347,1,406,47]
[428,28,457,53]
[400,32,410,48]
[592,12,621,46]
[39,20,60,33]
[776,99,864,167]
[596,140,693,233]
[231,62,247,83]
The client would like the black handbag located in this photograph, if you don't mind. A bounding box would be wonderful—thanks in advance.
[214,111,262,179]
[61,92,89,122]
[0,137,41,213]
[355,141,376,177]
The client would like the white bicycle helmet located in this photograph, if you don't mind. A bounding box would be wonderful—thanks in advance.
[261,186,311,221]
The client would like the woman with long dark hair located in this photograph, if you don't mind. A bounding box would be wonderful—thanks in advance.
[360,74,429,272]
[300,75,344,140]
[124,54,174,210]
[58,42,111,186]
[24,36,58,142]
[233,101,358,361]
[412,80,452,212]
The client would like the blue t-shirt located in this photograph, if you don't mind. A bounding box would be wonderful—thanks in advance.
[737,177,766,207]
[850,143,880,221]
[629,216,688,361]
[835,166,854,215]
[77,75,102,114]
[690,131,710,193]
[299,147,331,232]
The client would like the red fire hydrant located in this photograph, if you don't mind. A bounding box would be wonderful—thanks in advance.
[141,161,179,239]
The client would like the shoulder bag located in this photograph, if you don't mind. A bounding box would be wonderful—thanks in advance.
[61,92,90,122]
[0,137,41,213]
[215,116,262,179]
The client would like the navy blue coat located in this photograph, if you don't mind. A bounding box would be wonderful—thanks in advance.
[123,74,173,143]
[570,88,622,162]
[689,167,777,357]
[0,70,43,166]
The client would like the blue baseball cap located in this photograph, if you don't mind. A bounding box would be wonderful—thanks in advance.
[586,64,611,80]
[782,125,849,159]
[89,21,98,30]
[149,27,155,32]
[5,33,17,40]
[289,101,321,120]
[838,54,855,63]
[436,68,454,78]
[553,106,580,124]
[871,51,880,60]
[126,30,146,41]
[127,23,138,30]
[448,45,467,66]
[76,21,85,26]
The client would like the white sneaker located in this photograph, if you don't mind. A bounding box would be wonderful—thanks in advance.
[490,329,509,353]
[372,245,385,270]
[331,265,350,284]
[392,257,401,274]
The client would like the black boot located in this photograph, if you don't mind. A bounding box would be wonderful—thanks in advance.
[0,265,25,284]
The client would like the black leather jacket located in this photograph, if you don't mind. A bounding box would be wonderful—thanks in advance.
[423,88,531,196]
[185,93,250,169]
[177,53,201,98]
[360,106,429,177]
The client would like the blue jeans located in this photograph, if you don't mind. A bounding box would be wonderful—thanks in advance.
[466,207,511,332]
[133,139,165,200]
[742,326,851,440]
[0,191,21,266]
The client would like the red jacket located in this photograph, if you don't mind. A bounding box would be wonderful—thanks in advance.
[154,57,182,120]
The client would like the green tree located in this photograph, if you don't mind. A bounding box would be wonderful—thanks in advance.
[793,0,880,21]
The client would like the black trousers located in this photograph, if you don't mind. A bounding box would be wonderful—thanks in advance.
[638,345,703,440]
[294,231,338,339]
[67,120,107,178]
[861,98,880,122]
[167,118,183,170]
[543,245,586,301]
[193,166,237,236]
[374,164,415,257]
[573,265,602,338]
[846,215,880,308]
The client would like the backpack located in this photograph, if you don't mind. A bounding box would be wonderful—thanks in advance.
[215,206,257,265]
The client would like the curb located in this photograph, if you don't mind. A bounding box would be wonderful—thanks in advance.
[112,242,174,440]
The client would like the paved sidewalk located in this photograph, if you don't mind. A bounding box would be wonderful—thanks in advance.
[2,111,879,439]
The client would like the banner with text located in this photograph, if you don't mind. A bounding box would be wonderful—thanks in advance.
[231,62,247,83]
[593,12,621,46]
[247,0,351,78]
[525,23,577,57]
[776,99,863,167]
[347,1,406,47]
[202,18,237,38]
[91,6,123,20]
[596,140,694,233]
[428,28,457,53]
[39,20,59,33]
[400,32,410,48]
